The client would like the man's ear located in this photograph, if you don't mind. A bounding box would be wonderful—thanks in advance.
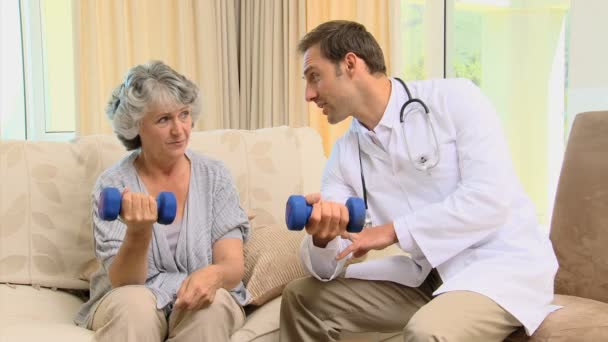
[344,52,358,73]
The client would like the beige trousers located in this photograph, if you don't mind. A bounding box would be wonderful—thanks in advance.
[90,286,245,342]
[280,270,521,342]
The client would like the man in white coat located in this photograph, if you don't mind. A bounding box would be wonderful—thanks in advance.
[279,20,559,342]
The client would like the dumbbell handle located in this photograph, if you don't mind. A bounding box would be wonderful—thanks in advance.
[285,195,366,233]
[98,187,177,225]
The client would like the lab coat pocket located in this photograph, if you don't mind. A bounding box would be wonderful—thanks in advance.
[428,142,460,197]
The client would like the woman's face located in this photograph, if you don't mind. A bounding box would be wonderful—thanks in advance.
[138,101,192,162]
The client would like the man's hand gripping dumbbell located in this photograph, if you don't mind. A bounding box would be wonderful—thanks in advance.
[285,193,366,248]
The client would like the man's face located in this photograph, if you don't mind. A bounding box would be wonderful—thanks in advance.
[302,45,352,124]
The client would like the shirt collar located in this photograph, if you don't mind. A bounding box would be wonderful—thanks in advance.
[353,77,403,134]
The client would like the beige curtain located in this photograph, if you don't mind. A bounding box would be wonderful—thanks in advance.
[73,0,240,135]
[239,0,308,129]
[306,0,391,155]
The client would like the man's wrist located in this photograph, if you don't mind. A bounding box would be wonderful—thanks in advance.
[388,223,398,244]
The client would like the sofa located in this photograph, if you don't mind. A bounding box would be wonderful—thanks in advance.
[0,126,402,342]
[504,111,608,341]
[2,113,608,342]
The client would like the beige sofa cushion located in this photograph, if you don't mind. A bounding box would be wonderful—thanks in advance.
[0,142,30,285]
[550,111,608,303]
[187,129,251,210]
[0,284,93,341]
[506,294,608,341]
[239,127,305,225]
[0,138,125,289]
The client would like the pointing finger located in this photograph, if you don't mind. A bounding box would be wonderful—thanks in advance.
[336,244,355,261]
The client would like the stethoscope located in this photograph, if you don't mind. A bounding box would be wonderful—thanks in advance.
[357,77,440,221]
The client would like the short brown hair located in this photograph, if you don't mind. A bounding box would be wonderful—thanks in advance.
[298,20,386,75]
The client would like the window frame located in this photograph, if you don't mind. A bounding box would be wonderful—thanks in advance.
[0,0,27,140]
[21,0,74,141]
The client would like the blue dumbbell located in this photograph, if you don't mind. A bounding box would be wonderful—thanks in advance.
[285,195,366,233]
[98,187,177,225]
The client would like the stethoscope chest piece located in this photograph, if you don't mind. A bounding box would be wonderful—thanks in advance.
[396,78,440,173]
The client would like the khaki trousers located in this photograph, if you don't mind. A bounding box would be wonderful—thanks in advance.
[280,270,521,342]
[90,286,245,342]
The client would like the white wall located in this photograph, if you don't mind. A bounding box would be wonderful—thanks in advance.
[567,0,608,131]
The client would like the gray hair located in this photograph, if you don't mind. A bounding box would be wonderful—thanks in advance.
[105,61,201,150]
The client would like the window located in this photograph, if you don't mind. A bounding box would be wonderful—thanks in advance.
[0,0,75,141]
[394,0,572,226]
[447,0,570,226]
[391,0,445,81]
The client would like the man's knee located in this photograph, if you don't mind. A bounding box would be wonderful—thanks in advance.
[402,296,462,342]
[281,277,321,310]
[403,312,451,342]
[403,291,519,342]
[283,277,324,300]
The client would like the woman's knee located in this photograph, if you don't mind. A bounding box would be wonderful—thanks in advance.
[197,288,243,321]
[169,289,244,336]
[92,286,164,329]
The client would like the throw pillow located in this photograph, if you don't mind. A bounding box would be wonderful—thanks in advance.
[243,223,307,306]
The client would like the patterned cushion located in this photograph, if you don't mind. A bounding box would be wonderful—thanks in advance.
[243,223,307,306]
[0,142,30,285]
[0,137,125,289]
[240,127,305,226]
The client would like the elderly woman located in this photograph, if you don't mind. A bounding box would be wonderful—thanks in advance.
[75,61,250,341]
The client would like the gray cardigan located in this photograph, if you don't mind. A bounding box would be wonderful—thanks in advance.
[75,149,251,327]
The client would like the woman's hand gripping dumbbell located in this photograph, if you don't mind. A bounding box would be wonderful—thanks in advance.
[98,187,177,227]
[285,193,366,247]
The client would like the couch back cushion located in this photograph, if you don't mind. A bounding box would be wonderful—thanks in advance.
[0,141,31,285]
[0,126,325,289]
[189,126,317,226]
[0,136,126,288]
[551,111,608,303]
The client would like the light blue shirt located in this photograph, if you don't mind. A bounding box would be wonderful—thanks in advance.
[75,149,250,327]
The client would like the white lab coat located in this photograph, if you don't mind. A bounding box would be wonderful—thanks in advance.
[300,78,559,335]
